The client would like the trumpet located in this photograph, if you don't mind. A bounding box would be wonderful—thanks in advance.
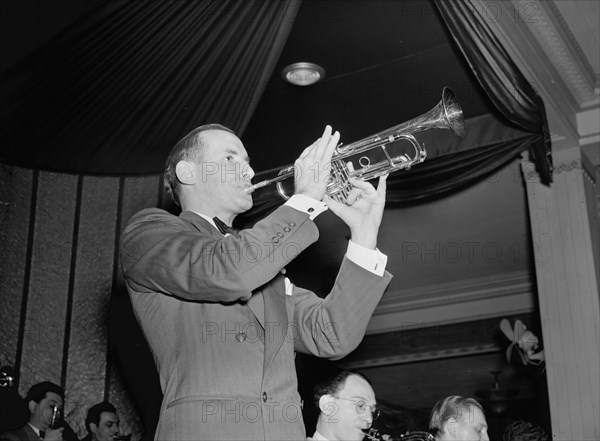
[364,428,435,441]
[50,404,59,428]
[246,87,465,203]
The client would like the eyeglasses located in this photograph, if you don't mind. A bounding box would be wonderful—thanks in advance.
[333,396,381,420]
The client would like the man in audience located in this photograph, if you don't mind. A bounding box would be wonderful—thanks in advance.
[428,395,489,441]
[81,401,120,441]
[1,381,65,441]
[308,370,380,441]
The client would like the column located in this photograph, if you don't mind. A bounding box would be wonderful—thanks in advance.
[521,147,599,439]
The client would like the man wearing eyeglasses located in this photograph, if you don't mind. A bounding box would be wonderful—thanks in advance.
[309,370,380,441]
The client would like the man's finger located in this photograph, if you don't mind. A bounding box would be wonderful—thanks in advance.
[324,131,340,161]
[347,177,376,194]
[316,126,338,161]
[343,187,364,205]
[316,126,332,150]
[376,174,388,195]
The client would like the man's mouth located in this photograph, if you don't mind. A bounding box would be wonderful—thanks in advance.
[242,184,256,195]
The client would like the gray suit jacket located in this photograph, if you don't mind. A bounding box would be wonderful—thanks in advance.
[1,425,41,441]
[121,205,392,440]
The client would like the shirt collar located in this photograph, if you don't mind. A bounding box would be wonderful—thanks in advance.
[27,423,42,436]
[311,431,329,441]
[190,211,219,231]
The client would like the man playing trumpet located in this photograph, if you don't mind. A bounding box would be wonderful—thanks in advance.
[1,382,65,441]
[120,124,392,440]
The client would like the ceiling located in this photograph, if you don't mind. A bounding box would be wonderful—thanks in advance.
[1,0,597,434]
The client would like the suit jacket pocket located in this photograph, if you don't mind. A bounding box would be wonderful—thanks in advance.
[166,394,238,409]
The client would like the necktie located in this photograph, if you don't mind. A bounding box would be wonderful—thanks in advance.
[39,431,45,439]
[213,217,239,237]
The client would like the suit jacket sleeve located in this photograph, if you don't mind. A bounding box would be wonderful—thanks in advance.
[120,205,319,302]
[291,257,393,359]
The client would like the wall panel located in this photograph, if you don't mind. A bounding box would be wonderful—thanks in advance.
[0,165,33,369]
[64,176,120,435]
[19,171,77,393]
[0,165,164,437]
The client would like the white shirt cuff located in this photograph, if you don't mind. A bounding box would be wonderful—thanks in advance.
[285,194,328,220]
[346,240,387,276]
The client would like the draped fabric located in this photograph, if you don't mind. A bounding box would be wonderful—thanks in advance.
[433,0,553,185]
[0,0,300,175]
[0,0,552,202]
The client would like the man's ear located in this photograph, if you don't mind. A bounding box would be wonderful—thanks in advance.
[444,418,459,439]
[175,160,196,186]
[318,394,337,416]
[90,423,98,435]
[28,400,36,414]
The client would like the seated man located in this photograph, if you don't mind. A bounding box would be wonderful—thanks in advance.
[81,402,120,441]
[1,381,64,441]
[308,370,379,441]
[428,395,489,441]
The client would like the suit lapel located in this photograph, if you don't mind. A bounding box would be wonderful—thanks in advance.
[180,211,221,238]
[179,211,267,327]
[262,275,288,374]
[21,425,41,441]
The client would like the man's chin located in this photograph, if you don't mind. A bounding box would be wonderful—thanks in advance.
[352,428,369,441]
[241,196,253,211]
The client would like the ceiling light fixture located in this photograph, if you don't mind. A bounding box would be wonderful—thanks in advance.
[281,62,325,86]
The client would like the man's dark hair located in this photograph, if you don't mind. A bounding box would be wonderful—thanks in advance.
[503,420,549,441]
[85,401,117,432]
[163,123,235,206]
[313,370,372,408]
[428,395,483,437]
[25,381,64,404]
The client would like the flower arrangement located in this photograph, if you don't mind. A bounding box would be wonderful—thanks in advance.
[499,318,545,366]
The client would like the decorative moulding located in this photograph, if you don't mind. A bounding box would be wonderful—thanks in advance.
[367,270,535,334]
[517,0,599,107]
[341,343,499,369]
[480,0,582,150]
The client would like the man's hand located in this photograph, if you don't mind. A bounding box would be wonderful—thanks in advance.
[294,125,340,201]
[325,175,388,250]
[44,427,64,441]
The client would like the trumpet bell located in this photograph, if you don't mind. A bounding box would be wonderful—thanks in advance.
[441,86,465,138]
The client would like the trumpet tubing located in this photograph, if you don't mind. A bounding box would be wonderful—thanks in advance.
[247,87,465,202]
[364,429,435,441]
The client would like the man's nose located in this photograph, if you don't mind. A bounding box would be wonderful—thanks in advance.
[242,164,255,181]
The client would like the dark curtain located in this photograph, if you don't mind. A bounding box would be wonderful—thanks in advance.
[0,0,300,175]
[433,0,553,185]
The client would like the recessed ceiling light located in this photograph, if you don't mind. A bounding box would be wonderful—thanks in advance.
[281,62,325,86]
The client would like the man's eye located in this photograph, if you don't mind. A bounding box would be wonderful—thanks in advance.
[356,401,366,411]
[225,155,234,161]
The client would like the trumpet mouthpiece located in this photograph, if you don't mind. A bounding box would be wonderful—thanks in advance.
[245,181,267,193]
